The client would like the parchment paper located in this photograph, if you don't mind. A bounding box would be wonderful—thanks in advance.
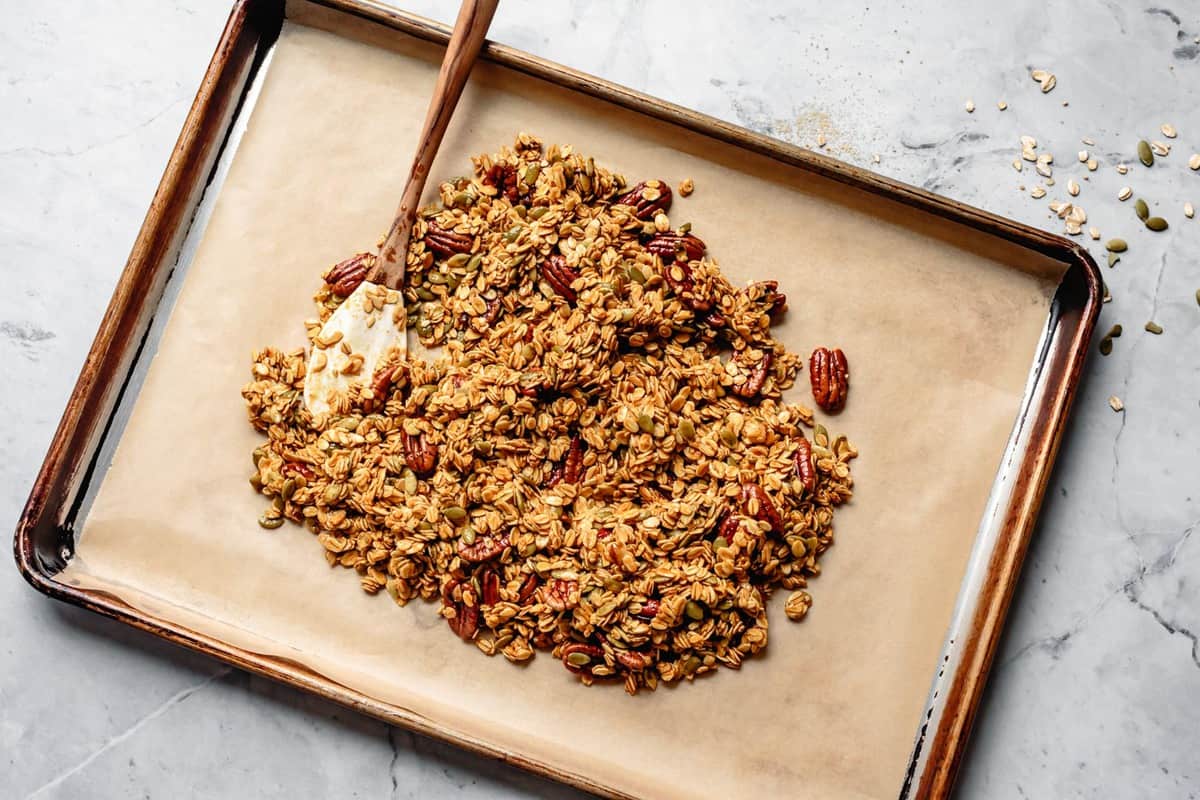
[69,8,1066,799]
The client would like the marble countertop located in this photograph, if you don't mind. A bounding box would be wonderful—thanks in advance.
[3,2,1197,797]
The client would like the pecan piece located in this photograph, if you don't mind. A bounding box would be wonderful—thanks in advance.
[540,254,579,304]
[447,600,480,641]
[546,435,584,488]
[616,180,672,220]
[482,296,503,326]
[324,253,372,297]
[809,347,849,413]
[794,438,816,494]
[282,461,316,481]
[543,578,580,611]
[516,573,540,604]
[615,649,653,671]
[713,512,741,543]
[561,642,606,675]
[661,259,711,312]
[482,163,521,203]
[401,430,437,476]
[457,532,510,563]
[732,349,774,399]
[645,231,706,262]
[481,569,501,606]
[632,598,660,621]
[740,482,783,533]
[424,223,473,257]
[746,280,788,319]
[362,366,396,413]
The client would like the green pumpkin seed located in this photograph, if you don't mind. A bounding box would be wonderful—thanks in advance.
[1134,198,1149,221]
[474,441,494,457]
[713,536,730,550]
[523,163,541,184]
[566,652,592,667]
[453,191,472,207]
[249,473,263,491]
[1195,289,1200,307]
[1145,321,1163,334]
[504,225,523,242]
[681,655,701,675]
[281,478,297,500]
[685,600,705,621]
[1107,252,1120,268]
[1105,238,1128,253]
[252,446,266,467]
[427,271,447,285]
[1098,336,1113,356]
[628,264,646,284]
[677,419,696,440]
[417,519,435,534]
[414,286,434,301]
[1138,140,1153,167]
[637,412,656,433]
[465,254,483,273]
[443,505,467,523]
[1145,216,1168,231]
[461,526,477,545]
[528,206,549,220]
[322,484,341,504]
[258,513,284,529]
[446,253,470,269]
[576,173,592,194]
[446,272,463,290]
[678,222,692,234]
[720,426,737,447]
[512,204,527,219]
[403,470,418,494]
[813,423,829,447]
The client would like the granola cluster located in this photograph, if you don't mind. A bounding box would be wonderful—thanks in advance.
[243,135,856,694]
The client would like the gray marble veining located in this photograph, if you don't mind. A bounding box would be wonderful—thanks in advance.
[2,1,1198,797]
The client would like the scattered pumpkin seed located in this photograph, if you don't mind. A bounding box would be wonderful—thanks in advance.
[461,526,477,545]
[1107,252,1120,268]
[258,513,284,529]
[528,206,549,220]
[1118,187,1132,201]
[1135,198,1149,220]
[1144,321,1163,334]
[249,473,263,491]
[685,600,705,621]
[1190,153,1200,170]
[453,191,472,207]
[566,652,592,667]
[403,469,418,494]
[465,254,483,273]
[720,426,737,447]
[637,412,656,434]
[1145,216,1168,232]
[1106,238,1127,253]
[627,264,646,284]
[281,478,297,500]
[1109,395,1124,412]
[1161,123,1177,139]
[443,505,467,523]
[1098,336,1112,356]
[677,419,696,440]
[1107,324,1123,338]
[523,163,541,184]
[1195,289,1200,306]
[415,287,435,301]
[1138,140,1154,166]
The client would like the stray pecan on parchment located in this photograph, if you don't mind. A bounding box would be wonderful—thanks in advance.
[324,253,372,297]
[809,347,849,413]
[616,179,672,220]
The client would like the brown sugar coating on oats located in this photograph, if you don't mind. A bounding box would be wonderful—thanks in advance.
[242,134,857,694]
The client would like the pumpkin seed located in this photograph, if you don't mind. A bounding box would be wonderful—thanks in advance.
[685,600,705,621]
[427,271,447,285]
[523,163,541,184]
[258,513,284,529]
[1145,216,1168,231]
[512,204,527,219]
[281,478,297,500]
[465,254,483,274]
[677,419,696,440]
[637,413,656,434]
[474,441,494,457]
[528,206,549,220]
[813,423,829,447]
[461,526,477,544]
[415,287,435,301]
[1195,289,1200,306]
[453,191,472,207]
[576,173,592,194]
[443,505,467,523]
[1135,198,1149,221]
[1099,336,1113,356]
[1138,140,1153,166]
[1105,239,1128,253]
[1107,324,1123,338]
[1144,321,1163,334]
[566,652,592,667]
[504,225,523,242]
[720,426,737,447]
[681,655,701,675]
[417,520,434,534]
[446,253,470,269]
[322,484,342,504]
[713,536,730,550]
[249,473,263,491]
[628,264,646,284]
[1107,252,1120,268]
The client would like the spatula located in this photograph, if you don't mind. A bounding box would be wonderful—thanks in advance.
[304,0,499,416]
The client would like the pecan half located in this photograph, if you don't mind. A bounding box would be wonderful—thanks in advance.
[746,280,788,319]
[457,531,510,563]
[661,260,711,312]
[481,569,501,606]
[362,366,396,413]
[561,642,606,675]
[645,231,706,262]
[540,254,579,304]
[482,163,520,203]
[543,578,580,611]
[616,180,672,220]
[482,296,503,326]
[732,349,774,399]
[325,253,372,297]
[424,223,473,257]
[615,649,653,671]
[794,438,816,494]
[447,600,479,641]
[401,430,437,476]
[809,347,849,413]
[713,512,741,543]
[741,482,783,533]
[546,435,584,488]
[632,598,660,621]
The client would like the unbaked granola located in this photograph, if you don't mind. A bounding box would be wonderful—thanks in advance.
[242,134,857,694]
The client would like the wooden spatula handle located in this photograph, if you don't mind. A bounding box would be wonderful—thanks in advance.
[370,0,499,288]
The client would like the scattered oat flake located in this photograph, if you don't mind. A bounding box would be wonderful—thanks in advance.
[1189,153,1200,170]
[817,134,827,148]
[1186,202,1195,219]
[678,177,694,197]
[1031,186,1046,198]
[1089,227,1100,240]
[965,99,975,113]
[1118,187,1132,201]
[1078,150,1089,163]
[1108,395,1124,412]
[1065,221,1082,235]
[1117,164,1129,175]
[1161,123,1177,139]
[1012,158,1023,172]
[1151,140,1170,157]
[1086,158,1098,171]
[1020,135,1038,149]
[872,153,881,164]
[1037,152,1054,165]
[1031,69,1056,92]
[1036,162,1052,178]
[1082,137,1095,146]
[1068,179,1080,196]
[997,100,1008,110]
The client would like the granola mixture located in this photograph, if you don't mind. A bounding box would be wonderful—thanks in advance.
[243,134,857,694]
